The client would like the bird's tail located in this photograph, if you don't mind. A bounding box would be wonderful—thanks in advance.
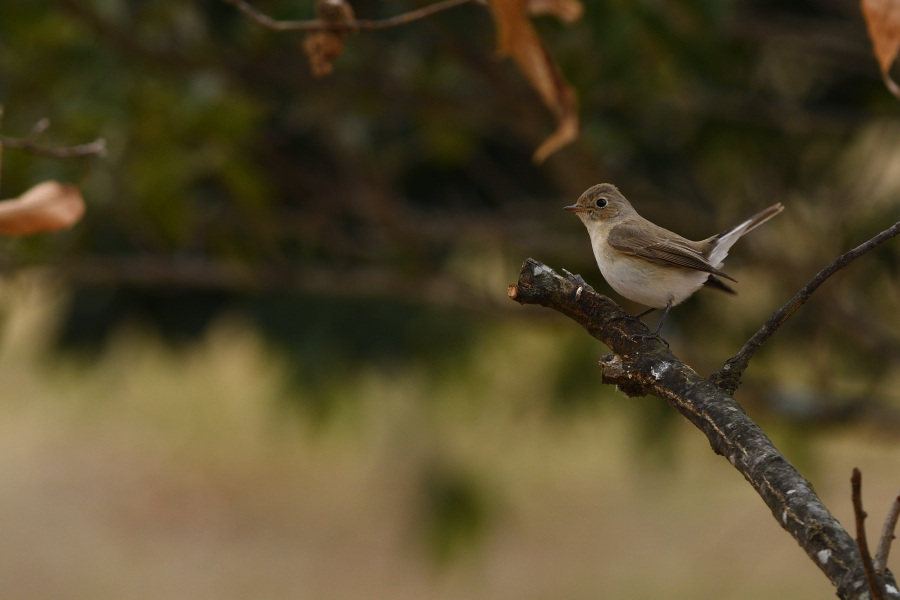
[707,203,784,267]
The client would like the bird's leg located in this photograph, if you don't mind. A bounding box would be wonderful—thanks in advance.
[611,306,655,325]
[610,307,670,345]
[632,302,672,347]
[631,307,656,320]
[559,270,668,345]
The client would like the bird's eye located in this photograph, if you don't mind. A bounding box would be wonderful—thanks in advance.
[595,197,608,208]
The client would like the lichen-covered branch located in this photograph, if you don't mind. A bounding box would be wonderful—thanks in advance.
[508,257,899,600]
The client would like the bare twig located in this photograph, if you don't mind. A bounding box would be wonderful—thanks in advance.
[852,469,889,600]
[713,220,900,394]
[875,493,900,573]
[223,0,476,32]
[7,254,512,313]
[0,108,106,159]
[24,118,50,142]
[0,136,107,159]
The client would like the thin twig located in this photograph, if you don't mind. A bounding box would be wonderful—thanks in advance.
[0,135,107,159]
[852,468,889,600]
[24,118,50,143]
[875,494,900,573]
[223,0,476,32]
[10,254,510,313]
[0,114,106,159]
[713,220,900,394]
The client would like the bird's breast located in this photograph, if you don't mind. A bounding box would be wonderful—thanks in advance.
[592,241,710,308]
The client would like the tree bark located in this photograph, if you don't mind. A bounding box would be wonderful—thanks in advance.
[508,257,899,600]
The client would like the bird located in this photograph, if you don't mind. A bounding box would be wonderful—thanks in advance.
[564,183,783,341]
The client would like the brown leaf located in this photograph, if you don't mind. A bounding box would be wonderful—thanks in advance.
[488,0,580,162]
[304,0,355,78]
[0,181,86,236]
[526,0,583,24]
[861,0,900,99]
[532,92,579,163]
[304,32,348,77]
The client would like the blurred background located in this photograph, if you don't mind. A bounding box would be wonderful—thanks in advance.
[1,0,900,598]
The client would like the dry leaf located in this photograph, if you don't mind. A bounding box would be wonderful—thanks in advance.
[304,32,348,77]
[304,0,355,78]
[0,181,85,236]
[488,0,580,163]
[532,92,579,163]
[526,0,583,24]
[861,0,900,99]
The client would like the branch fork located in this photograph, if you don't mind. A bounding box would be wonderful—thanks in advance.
[509,257,900,599]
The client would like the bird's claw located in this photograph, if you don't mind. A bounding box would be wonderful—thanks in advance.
[632,332,670,348]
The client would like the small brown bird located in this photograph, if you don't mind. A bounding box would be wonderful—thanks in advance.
[565,183,783,340]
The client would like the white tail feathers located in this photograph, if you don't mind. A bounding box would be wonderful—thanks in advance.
[707,203,784,268]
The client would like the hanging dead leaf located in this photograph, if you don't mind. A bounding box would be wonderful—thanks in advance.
[0,181,85,236]
[304,32,347,77]
[532,91,578,163]
[488,0,580,163]
[304,0,355,77]
[861,0,900,99]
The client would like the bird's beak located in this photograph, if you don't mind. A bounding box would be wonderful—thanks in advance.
[564,205,587,213]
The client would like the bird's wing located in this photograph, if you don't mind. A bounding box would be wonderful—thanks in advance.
[607,223,737,282]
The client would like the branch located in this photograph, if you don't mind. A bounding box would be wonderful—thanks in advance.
[509,258,900,600]
[223,0,476,32]
[852,469,889,600]
[0,136,107,160]
[17,254,509,312]
[713,220,900,394]
[875,493,900,573]
[0,108,106,159]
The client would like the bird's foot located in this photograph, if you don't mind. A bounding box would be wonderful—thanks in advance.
[620,307,670,348]
[610,307,655,326]
[610,312,670,346]
[631,331,670,348]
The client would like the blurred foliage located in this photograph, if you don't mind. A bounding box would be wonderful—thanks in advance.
[418,459,493,566]
[4,290,880,598]
[1,2,900,583]
[0,0,899,466]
